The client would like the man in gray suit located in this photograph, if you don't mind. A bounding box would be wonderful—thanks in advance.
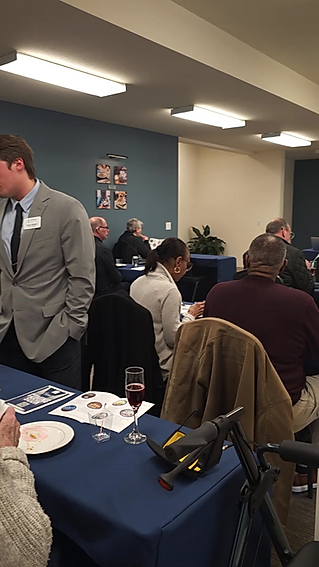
[0,135,95,388]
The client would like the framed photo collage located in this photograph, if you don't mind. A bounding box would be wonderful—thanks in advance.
[96,164,128,210]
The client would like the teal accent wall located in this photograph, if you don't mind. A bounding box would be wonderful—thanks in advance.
[0,100,178,247]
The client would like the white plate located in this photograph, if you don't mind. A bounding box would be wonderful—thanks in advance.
[19,421,74,455]
[116,263,127,267]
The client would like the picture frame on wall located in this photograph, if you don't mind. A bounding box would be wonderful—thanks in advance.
[114,166,127,185]
[96,163,111,184]
[96,189,111,209]
[114,191,127,210]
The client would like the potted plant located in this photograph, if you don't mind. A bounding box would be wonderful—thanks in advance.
[187,225,226,255]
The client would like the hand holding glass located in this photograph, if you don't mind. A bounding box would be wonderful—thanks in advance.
[124,367,147,445]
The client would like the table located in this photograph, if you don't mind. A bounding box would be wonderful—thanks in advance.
[118,255,236,285]
[118,263,144,282]
[190,254,237,283]
[302,248,319,261]
[0,365,270,567]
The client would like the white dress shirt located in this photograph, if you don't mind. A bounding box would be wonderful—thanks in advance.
[1,179,40,262]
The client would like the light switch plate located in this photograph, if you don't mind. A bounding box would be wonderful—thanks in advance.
[165,222,171,230]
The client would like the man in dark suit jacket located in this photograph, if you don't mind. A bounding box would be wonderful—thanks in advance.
[89,217,123,297]
[265,218,314,294]
[241,218,314,294]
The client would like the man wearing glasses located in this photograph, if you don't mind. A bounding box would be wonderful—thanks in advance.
[265,218,314,295]
[89,217,123,297]
[204,234,319,457]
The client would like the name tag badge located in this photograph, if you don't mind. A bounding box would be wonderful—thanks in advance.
[23,216,41,230]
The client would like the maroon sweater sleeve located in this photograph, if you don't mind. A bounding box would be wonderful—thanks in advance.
[303,300,319,356]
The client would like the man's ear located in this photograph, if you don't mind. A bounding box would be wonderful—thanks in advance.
[13,157,24,172]
[246,255,251,269]
[279,259,288,273]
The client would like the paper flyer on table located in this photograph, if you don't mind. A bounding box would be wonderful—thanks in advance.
[49,391,154,433]
[6,386,74,414]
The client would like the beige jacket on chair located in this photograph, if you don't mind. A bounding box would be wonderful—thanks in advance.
[161,317,294,525]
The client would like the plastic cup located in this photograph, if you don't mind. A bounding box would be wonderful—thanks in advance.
[88,410,113,443]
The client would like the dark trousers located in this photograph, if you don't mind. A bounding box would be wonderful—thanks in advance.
[0,322,81,390]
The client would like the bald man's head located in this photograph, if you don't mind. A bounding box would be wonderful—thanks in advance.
[89,217,109,241]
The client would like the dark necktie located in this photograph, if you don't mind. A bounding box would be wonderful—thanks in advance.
[11,203,23,273]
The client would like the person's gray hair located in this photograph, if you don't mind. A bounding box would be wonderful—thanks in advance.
[126,218,143,233]
[265,218,289,234]
[248,233,286,272]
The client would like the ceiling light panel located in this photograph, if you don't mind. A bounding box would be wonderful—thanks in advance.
[0,52,126,98]
[261,132,311,147]
[171,105,245,129]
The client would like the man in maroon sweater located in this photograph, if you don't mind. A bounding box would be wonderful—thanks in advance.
[204,233,319,445]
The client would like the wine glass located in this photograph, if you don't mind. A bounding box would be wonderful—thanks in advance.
[124,366,147,445]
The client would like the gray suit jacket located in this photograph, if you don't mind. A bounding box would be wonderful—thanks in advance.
[0,182,95,362]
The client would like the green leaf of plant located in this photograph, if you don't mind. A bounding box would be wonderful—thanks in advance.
[192,227,202,238]
[188,225,226,255]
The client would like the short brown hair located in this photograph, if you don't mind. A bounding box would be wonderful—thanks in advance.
[0,135,36,179]
[248,233,286,271]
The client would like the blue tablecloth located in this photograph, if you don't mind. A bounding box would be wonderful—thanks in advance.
[118,263,145,282]
[190,254,237,282]
[0,365,270,567]
[119,255,236,285]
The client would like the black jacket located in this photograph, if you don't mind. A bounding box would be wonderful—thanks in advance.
[94,236,122,296]
[282,240,314,295]
[243,239,314,295]
[88,292,165,416]
[117,230,151,258]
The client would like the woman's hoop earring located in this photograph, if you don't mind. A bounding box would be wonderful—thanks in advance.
[174,266,181,274]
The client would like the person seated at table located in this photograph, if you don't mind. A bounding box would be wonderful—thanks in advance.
[130,238,205,379]
[89,217,127,297]
[266,218,314,294]
[242,218,314,295]
[116,218,151,259]
[204,233,319,445]
[0,406,52,567]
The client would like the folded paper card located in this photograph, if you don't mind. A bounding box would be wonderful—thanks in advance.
[6,386,74,414]
[49,391,154,434]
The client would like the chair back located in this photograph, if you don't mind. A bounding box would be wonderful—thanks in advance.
[161,317,294,525]
[87,292,165,416]
[177,276,200,302]
[113,240,138,263]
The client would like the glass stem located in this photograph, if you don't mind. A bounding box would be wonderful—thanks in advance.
[132,409,139,434]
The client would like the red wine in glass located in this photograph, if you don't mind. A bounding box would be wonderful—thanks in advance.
[124,366,147,445]
[126,383,145,410]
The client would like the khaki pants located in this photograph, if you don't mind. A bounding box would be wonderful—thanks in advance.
[293,375,319,443]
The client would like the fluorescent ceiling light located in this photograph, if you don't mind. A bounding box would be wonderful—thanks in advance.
[0,52,126,98]
[171,105,245,129]
[261,132,311,147]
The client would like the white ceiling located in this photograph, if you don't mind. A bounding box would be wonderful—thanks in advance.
[173,0,319,86]
[0,0,319,159]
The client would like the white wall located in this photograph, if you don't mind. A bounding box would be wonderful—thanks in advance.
[178,143,201,244]
[178,143,287,265]
[283,158,295,226]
